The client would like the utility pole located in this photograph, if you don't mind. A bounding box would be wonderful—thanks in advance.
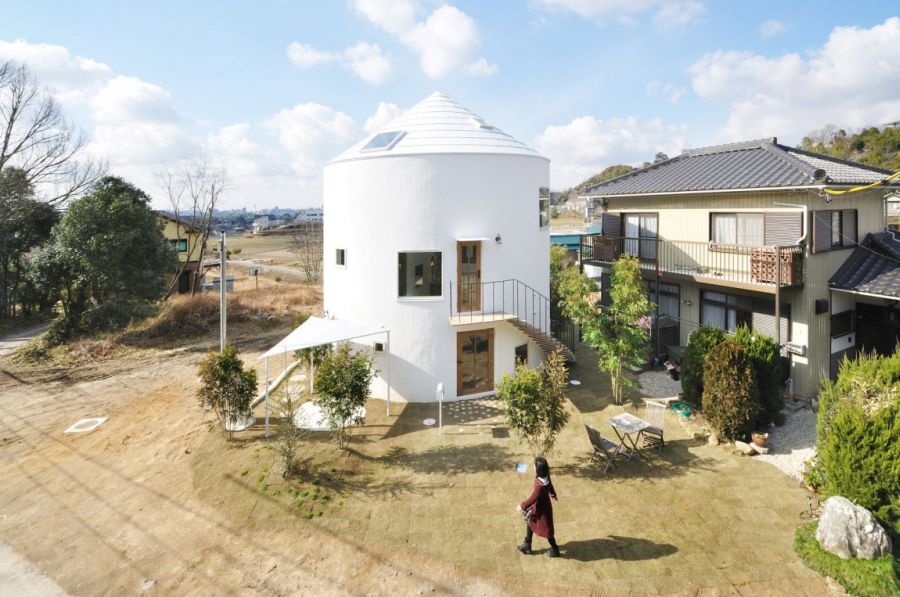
[220,231,227,352]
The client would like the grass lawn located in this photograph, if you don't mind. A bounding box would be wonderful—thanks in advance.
[794,522,900,596]
[192,344,833,594]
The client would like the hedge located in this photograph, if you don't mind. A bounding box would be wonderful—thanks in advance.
[701,338,759,441]
[680,325,726,408]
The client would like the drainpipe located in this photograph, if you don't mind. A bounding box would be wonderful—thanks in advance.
[770,201,808,369]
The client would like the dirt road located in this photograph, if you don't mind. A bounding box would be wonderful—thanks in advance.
[0,346,524,596]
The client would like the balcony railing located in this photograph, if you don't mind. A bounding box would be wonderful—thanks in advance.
[580,234,804,288]
[448,279,552,335]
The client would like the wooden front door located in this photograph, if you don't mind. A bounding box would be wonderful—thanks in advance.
[457,240,481,312]
[457,329,494,396]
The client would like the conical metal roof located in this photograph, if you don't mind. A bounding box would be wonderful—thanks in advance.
[330,92,545,163]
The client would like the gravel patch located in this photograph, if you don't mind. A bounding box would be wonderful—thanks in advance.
[637,370,682,398]
[752,409,817,481]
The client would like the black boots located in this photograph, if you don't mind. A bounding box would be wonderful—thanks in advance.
[545,546,560,558]
[516,542,532,554]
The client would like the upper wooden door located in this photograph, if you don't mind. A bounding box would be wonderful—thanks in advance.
[457,240,481,312]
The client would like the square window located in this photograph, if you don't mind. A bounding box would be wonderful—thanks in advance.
[398,251,441,297]
[515,343,528,364]
[336,248,346,266]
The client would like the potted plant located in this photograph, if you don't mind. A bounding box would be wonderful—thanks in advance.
[751,430,769,449]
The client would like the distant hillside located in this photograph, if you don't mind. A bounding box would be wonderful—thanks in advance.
[800,125,900,172]
[554,154,667,205]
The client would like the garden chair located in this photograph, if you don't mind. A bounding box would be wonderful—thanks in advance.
[585,424,621,475]
[641,400,666,452]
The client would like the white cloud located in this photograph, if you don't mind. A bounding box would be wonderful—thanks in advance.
[286,40,392,84]
[759,19,786,39]
[343,42,392,84]
[689,17,900,142]
[652,1,707,29]
[263,102,358,177]
[351,0,493,79]
[0,39,112,104]
[535,0,707,28]
[352,0,419,36]
[535,115,687,187]
[646,80,686,103]
[364,101,404,133]
[467,57,500,77]
[286,42,338,68]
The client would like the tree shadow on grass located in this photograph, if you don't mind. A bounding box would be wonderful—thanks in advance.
[556,439,718,481]
[562,535,678,562]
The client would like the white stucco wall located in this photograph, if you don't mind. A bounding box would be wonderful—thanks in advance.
[324,152,550,401]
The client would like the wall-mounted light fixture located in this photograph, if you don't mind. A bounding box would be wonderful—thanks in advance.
[495,233,502,245]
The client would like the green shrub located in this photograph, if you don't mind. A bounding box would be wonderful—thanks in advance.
[196,344,258,440]
[794,522,899,597]
[817,350,900,538]
[80,298,158,334]
[681,325,726,408]
[733,325,784,426]
[701,338,759,441]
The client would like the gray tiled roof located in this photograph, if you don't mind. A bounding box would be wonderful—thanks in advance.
[829,232,900,299]
[584,138,898,196]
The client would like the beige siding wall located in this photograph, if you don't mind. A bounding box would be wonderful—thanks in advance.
[607,188,886,398]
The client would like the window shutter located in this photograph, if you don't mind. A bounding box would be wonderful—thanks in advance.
[764,212,803,246]
[601,212,621,236]
[812,211,832,254]
[751,298,791,342]
[842,210,857,245]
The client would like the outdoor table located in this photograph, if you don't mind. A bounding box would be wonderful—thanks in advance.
[608,412,651,461]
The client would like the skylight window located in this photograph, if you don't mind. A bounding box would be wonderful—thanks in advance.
[362,131,405,151]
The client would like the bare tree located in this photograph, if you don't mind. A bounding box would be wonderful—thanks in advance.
[158,160,227,296]
[289,222,323,283]
[0,61,104,205]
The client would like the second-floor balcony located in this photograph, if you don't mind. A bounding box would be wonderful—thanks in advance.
[580,234,804,291]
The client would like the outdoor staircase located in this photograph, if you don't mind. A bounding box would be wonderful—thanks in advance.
[449,278,577,363]
[508,317,576,363]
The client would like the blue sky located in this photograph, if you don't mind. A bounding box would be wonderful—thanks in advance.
[2,1,899,208]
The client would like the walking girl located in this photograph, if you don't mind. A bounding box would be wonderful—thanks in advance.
[515,456,560,557]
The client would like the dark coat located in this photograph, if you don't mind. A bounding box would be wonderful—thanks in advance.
[520,477,556,538]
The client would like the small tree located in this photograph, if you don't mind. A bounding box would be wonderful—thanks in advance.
[276,385,307,478]
[590,255,653,405]
[733,325,784,426]
[289,222,323,283]
[498,349,571,457]
[314,343,374,449]
[701,339,759,441]
[681,325,726,408]
[295,343,331,393]
[197,345,258,440]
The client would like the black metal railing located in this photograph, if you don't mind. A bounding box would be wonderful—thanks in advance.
[448,279,553,336]
[580,234,804,288]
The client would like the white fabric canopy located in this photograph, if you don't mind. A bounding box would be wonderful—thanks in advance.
[259,316,392,437]
[260,316,387,359]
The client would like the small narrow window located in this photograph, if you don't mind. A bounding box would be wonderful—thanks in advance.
[336,248,346,266]
[373,342,385,353]
[539,187,550,228]
[831,211,842,247]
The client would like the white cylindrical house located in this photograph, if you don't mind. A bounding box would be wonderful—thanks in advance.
[323,93,571,402]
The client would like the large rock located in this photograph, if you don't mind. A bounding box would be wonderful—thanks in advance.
[815,496,892,560]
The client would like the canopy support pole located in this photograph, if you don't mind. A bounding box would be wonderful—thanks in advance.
[264,357,270,438]
[386,330,391,417]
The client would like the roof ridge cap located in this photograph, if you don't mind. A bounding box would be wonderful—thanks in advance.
[684,137,776,157]
[785,145,896,176]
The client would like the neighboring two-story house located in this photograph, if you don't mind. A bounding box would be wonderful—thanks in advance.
[156,212,206,294]
[579,138,899,399]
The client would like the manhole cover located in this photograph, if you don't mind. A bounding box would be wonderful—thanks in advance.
[569,380,581,386]
[423,418,436,426]
[491,427,509,438]
[64,417,108,434]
